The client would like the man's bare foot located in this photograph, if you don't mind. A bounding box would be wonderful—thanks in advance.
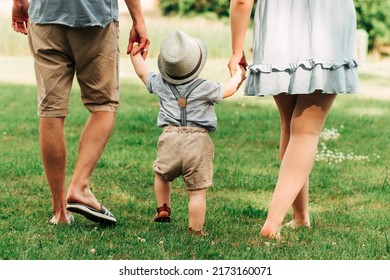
[48,214,74,225]
[66,186,102,211]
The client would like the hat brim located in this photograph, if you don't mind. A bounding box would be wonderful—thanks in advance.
[158,38,207,85]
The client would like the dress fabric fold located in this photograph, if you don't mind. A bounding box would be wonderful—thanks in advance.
[245,0,359,96]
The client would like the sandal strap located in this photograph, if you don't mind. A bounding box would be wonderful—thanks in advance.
[156,203,171,215]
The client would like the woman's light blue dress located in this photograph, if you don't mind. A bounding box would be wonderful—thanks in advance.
[245,0,359,96]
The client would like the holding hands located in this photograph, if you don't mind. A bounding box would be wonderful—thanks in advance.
[223,61,247,99]
[127,23,150,60]
[228,51,248,77]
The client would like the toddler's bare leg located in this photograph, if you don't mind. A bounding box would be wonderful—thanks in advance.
[188,189,207,231]
[154,174,171,207]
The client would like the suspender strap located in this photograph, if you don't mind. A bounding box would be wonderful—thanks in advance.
[184,79,206,99]
[168,79,205,126]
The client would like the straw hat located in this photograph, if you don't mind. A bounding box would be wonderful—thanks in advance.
[158,30,207,85]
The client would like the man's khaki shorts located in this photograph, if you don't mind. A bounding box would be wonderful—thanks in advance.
[153,126,214,191]
[28,21,120,117]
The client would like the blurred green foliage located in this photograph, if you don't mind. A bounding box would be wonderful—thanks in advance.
[355,0,390,50]
[159,0,390,51]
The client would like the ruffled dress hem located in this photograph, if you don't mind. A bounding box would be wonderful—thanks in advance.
[245,58,359,96]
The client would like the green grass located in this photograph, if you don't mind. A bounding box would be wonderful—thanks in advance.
[0,80,389,260]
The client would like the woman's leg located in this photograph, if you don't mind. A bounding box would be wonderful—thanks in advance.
[273,94,311,228]
[261,92,336,238]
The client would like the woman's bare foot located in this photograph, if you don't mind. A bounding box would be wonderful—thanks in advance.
[284,219,311,229]
[260,223,281,240]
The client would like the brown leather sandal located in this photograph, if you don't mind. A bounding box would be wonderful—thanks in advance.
[154,203,171,223]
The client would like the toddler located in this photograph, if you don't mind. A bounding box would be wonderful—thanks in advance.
[131,30,245,235]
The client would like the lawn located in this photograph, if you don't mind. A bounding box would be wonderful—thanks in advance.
[0,78,389,260]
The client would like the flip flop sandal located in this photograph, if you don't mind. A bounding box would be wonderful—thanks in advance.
[66,202,116,226]
[153,203,171,223]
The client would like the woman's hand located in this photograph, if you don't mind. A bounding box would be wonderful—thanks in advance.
[228,51,248,76]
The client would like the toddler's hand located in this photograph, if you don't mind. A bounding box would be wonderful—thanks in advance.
[235,65,247,85]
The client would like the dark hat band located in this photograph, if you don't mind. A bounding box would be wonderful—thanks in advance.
[165,44,202,81]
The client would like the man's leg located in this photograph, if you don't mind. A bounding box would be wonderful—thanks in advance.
[66,111,116,211]
[40,117,72,224]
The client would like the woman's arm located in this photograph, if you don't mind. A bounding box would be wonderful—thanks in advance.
[228,0,254,75]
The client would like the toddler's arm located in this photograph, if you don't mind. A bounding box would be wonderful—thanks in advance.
[130,52,149,85]
[223,65,246,99]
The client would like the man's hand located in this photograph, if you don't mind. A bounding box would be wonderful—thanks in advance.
[127,24,150,60]
[12,0,30,35]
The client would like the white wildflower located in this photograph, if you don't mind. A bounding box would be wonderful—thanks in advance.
[320,128,340,141]
[137,237,146,243]
[316,142,369,163]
